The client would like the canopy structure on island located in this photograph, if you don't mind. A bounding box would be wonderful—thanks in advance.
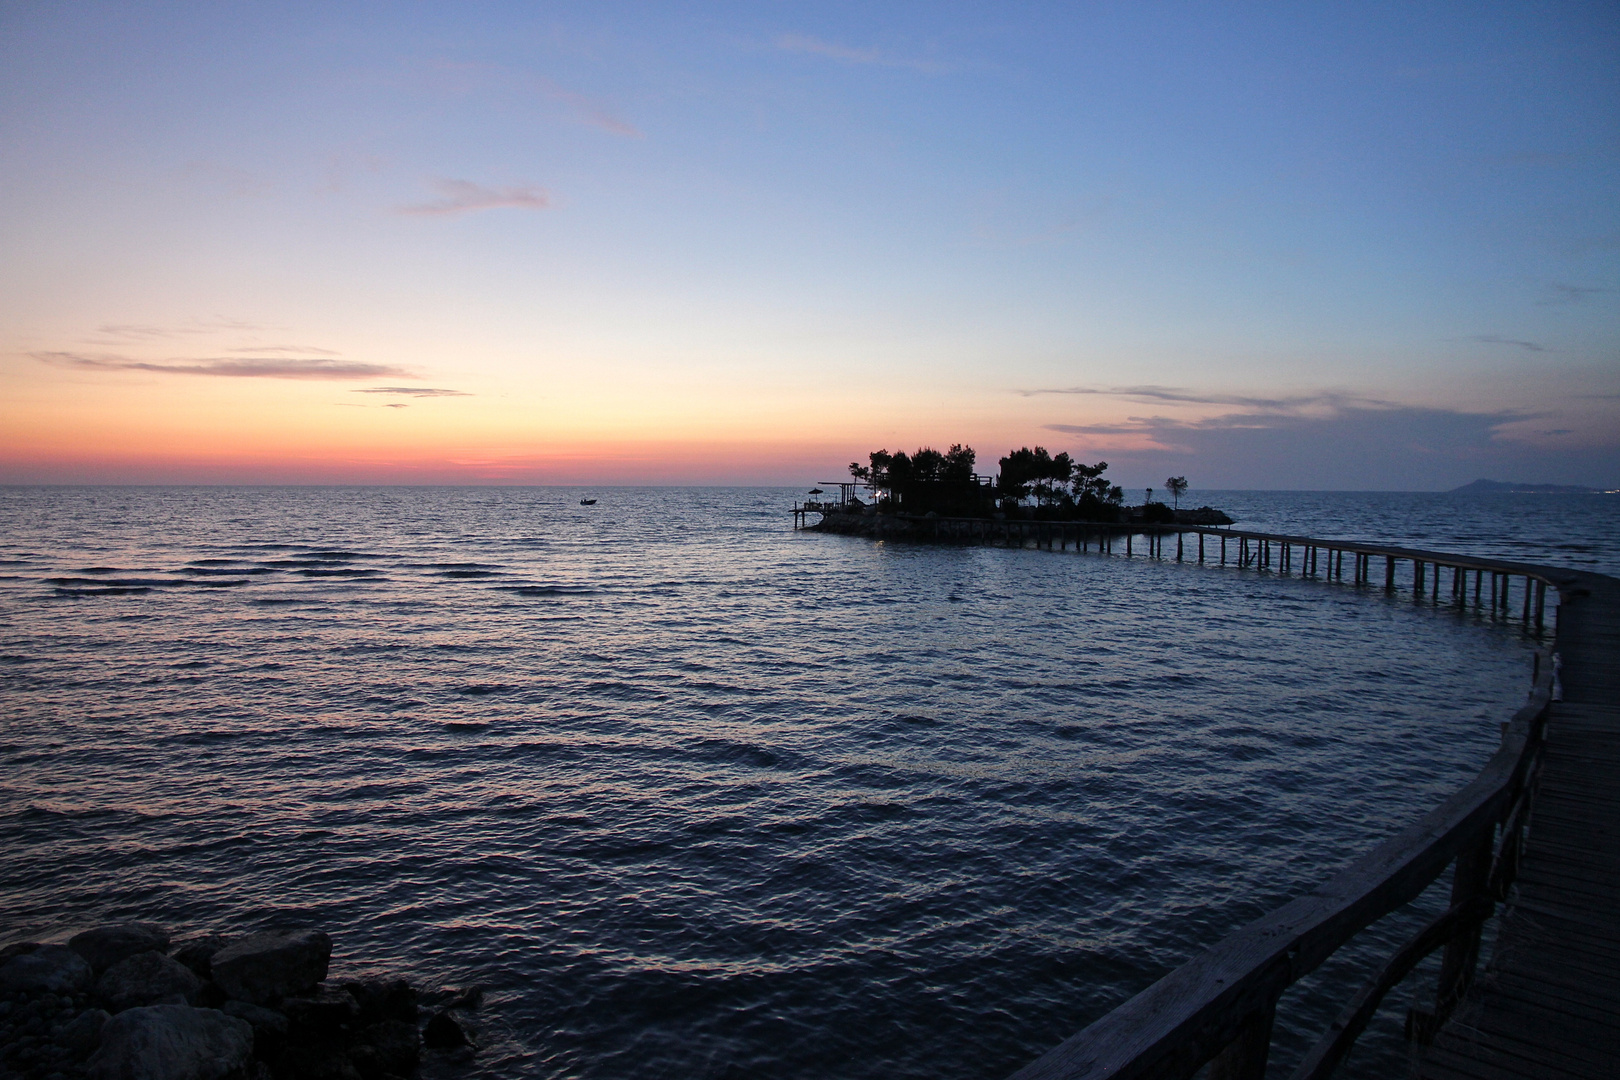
[815,482,862,507]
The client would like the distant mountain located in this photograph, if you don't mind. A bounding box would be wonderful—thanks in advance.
[1449,479,1605,494]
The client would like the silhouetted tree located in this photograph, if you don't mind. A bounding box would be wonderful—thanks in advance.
[999,446,1076,506]
[1032,451,1074,506]
[847,441,1133,519]
[1071,461,1113,503]
[997,447,1040,503]
[852,444,982,511]
[1165,476,1189,509]
[941,444,976,483]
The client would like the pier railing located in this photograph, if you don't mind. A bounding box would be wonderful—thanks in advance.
[799,510,1579,1078]
[1012,655,1551,1080]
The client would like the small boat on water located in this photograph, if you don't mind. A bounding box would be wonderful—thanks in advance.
[579,498,597,505]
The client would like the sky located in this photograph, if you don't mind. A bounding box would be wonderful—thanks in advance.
[1,1,1616,489]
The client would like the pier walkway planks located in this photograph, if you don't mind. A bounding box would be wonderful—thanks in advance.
[1418,575,1620,1080]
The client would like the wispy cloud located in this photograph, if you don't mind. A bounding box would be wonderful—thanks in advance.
[33,352,408,380]
[1540,283,1608,306]
[1041,422,1149,435]
[353,386,470,397]
[1469,334,1547,352]
[1044,403,1461,439]
[537,77,642,137]
[1018,385,1386,412]
[774,33,953,73]
[88,320,261,344]
[399,179,550,217]
[226,344,341,356]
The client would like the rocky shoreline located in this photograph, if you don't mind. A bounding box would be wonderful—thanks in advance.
[0,924,478,1080]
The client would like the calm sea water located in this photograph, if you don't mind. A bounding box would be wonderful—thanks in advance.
[2,487,1615,1079]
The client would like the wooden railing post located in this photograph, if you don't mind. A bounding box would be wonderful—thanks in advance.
[1207,1005,1276,1080]
[1408,829,1496,1044]
[1441,830,1493,996]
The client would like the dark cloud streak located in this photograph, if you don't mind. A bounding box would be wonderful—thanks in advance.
[1540,283,1608,306]
[33,352,408,380]
[354,386,470,397]
[1020,385,1388,412]
[1469,334,1547,352]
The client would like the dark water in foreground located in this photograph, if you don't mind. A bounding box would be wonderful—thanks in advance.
[2,488,1614,1078]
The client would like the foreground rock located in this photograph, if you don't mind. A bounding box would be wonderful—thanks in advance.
[0,945,93,995]
[56,1007,112,1060]
[68,925,171,976]
[352,1019,420,1076]
[281,985,358,1035]
[221,999,288,1037]
[169,936,231,981]
[342,978,416,1027]
[0,923,465,1080]
[96,951,202,1012]
[86,1004,252,1080]
[210,930,330,1005]
[422,1010,472,1049]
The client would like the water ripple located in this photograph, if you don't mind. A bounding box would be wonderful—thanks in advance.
[0,486,1604,1080]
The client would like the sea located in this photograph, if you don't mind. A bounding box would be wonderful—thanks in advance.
[2,487,1616,1079]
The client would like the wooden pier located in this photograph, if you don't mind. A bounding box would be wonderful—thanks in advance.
[1415,572,1619,1080]
[799,509,1617,1078]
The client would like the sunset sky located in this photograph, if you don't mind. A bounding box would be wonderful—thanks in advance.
[2,2,1616,488]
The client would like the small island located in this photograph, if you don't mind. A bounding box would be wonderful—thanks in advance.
[796,444,1232,536]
